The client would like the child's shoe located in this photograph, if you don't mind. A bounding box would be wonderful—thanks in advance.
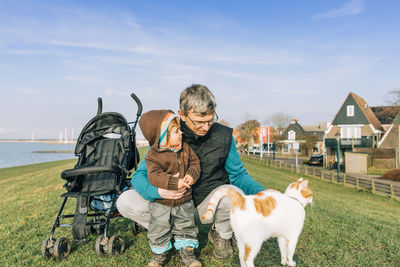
[179,247,202,267]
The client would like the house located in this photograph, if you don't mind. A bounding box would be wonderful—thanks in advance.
[233,126,275,150]
[280,119,327,156]
[378,113,400,150]
[371,105,400,128]
[325,92,384,164]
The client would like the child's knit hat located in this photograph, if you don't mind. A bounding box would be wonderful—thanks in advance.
[158,112,181,152]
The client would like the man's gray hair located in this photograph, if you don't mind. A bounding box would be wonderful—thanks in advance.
[180,84,216,115]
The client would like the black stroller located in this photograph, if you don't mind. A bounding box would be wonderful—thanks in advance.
[41,93,142,259]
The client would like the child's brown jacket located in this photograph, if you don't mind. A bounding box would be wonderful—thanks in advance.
[139,109,200,207]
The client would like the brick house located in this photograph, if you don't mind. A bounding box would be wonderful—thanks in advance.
[325,92,384,164]
[280,119,327,157]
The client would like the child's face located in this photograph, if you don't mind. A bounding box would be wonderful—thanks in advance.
[168,126,182,147]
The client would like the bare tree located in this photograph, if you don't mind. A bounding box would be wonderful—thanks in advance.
[385,89,400,106]
[264,111,292,133]
[239,119,260,156]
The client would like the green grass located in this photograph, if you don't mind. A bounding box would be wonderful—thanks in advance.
[0,156,399,266]
[367,166,392,176]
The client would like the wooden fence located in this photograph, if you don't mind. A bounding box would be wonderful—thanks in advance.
[242,156,400,201]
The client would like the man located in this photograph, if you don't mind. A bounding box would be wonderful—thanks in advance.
[117,84,264,259]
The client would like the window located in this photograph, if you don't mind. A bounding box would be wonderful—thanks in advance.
[283,144,289,153]
[347,105,354,117]
[341,126,361,139]
[312,147,319,153]
[288,130,296,140]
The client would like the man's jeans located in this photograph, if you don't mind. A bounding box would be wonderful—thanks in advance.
[116,184,243,239]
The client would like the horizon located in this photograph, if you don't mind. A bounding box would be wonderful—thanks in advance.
[1,0,400,139]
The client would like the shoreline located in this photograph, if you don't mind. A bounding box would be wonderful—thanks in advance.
[0,139,76,144]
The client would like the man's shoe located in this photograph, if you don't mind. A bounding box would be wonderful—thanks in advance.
[179,247,202,267]
[208,224,234,258]
[148,251,168,267]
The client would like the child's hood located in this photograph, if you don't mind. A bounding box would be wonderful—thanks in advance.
[139,109,175,147]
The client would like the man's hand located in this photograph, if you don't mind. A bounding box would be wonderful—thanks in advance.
[183,174,194,185]
[158,188,186,199]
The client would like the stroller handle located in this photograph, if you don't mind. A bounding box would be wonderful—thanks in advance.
[131,93,143,117]
[97,98,103,115]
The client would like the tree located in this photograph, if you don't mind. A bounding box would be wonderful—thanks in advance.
[299,135,317,158]
[264,112,292,133]
[385,89,400,106]
[239,119,260,156]
[371,106,400,124]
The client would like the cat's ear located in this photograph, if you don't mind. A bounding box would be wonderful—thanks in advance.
[301,180,309,187]
[297,178,303,182]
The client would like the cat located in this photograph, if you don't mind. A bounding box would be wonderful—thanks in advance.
[202,178,313,267]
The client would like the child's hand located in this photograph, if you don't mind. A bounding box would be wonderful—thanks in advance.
[178,178,190,189]
[183,174,194,186]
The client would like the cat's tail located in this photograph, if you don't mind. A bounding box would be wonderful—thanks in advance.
[202,187,245,220]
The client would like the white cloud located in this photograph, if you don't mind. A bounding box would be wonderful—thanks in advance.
[313,0,365,20]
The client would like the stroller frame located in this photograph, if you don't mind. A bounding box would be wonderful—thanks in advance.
[42,93,142,259]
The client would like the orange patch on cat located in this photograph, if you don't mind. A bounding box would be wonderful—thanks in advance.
[226,188,246,212]
[255,191,264,196]
[290,181,301,190]
[301,187,313,198]
[244,243,252,262]
[253,196,277,217]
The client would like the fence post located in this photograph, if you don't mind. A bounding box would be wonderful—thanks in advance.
[331,171,334,183]
[343,174,346,185]
[390,184,395,199]
[356,177,359,190]
[280,161,282,168]
[305,167,307,175]
[372,179,376,194]
[321,170,324,180]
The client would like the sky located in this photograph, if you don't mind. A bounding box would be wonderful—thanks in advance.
[1,0,400,139]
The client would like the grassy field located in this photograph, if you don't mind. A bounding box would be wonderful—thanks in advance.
[0,155,399,267]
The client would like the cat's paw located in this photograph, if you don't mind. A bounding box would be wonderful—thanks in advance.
[287,260,296,267]
[281,259,288,265]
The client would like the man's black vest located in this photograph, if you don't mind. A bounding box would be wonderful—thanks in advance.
[180,120,233,207]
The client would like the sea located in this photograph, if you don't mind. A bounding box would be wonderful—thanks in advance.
[0,142,77,169]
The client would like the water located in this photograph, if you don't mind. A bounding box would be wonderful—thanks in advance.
[0,142,77,169]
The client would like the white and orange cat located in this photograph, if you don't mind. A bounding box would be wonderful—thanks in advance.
[202,178,313,267]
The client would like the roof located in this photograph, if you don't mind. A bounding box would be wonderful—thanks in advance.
[283,121,326,141]
[331,92,383,131]
[351,92,384,131]
[371,106,400,125]
[302,122,328,132]
[392,113,400,125]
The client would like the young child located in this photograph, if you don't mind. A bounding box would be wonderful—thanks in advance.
[139,109,202,267]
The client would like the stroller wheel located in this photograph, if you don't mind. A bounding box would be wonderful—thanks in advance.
[53,237,71,259]
[95,235,109,256]
[107,235,125,256]
[41,238,55,258]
